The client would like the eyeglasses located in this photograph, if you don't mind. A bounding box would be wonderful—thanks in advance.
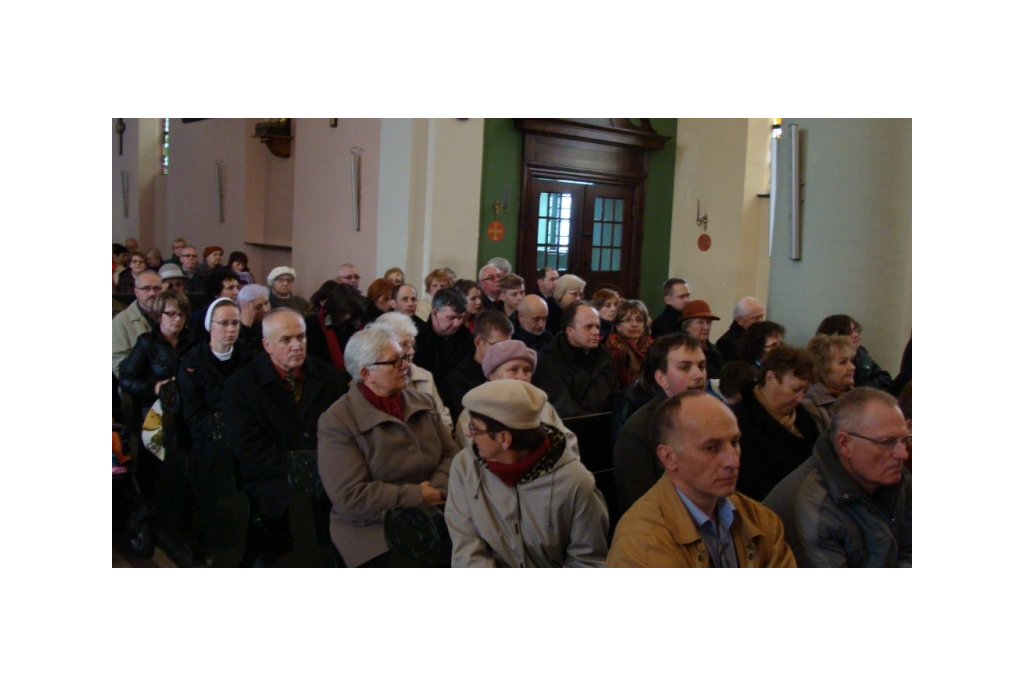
[212,319,241,327]
[846,432,911,450]
[368,353,413,369]
[163,311,185,320]
[181,254,198,259]
[465,424,492,438]
[620,317,645,325]
[481,275,500,282]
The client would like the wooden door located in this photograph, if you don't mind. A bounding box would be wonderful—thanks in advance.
[521,178,637,296]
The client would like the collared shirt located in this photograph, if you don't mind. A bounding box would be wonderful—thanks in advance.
[675,487,739,568]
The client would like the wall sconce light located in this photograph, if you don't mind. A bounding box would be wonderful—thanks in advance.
[695,199,711,251]
[114,118,126,156]
[493,183,510,219]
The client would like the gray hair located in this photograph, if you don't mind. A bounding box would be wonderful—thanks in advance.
[261,307,305,338]
[733,296,761,319]
[554,274,586,301]
[830,387,902,447]
[370,311,418,340]
[238,283,270,306]
[486,256,512,275]
[344,326,399,384]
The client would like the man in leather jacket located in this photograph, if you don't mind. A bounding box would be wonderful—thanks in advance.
[764,387,911,567]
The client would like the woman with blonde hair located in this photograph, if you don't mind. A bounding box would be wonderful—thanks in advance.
[415,267,455,322]
[802,333,856,432]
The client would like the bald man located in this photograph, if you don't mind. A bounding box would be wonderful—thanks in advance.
[607,391,796,567]
[512,294,553,358]
[222,308,348,563]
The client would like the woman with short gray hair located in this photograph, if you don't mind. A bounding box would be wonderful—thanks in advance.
[548,274,586,335]
[318,326,458,567]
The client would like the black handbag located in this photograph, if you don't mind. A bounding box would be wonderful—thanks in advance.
[384,504,452,568]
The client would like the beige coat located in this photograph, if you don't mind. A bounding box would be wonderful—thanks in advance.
[317,386,458,567]
[112,300,152,378]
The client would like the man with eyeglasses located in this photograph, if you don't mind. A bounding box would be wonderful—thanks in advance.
[178,245,203,292]
[113,269,162,377]
[443,309,514,422]
[223,308,348,565]
[607,391,796,567]
[764,387,911,567]
[336,263,361,293]
[477,264,503,311]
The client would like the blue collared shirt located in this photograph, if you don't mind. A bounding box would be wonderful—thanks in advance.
[675,488,739,568]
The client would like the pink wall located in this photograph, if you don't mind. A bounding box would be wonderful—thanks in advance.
[291,119,381,296]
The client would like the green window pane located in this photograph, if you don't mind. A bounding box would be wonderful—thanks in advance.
[613,224,622,248]
[611,249,620,271]
[593,222,603,247]
[614,199,623,222]
[591,248,600,271]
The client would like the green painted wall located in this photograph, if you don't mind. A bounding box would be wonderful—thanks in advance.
[477,118,677,305]
[638,118,677,307]
[477,119,524,272]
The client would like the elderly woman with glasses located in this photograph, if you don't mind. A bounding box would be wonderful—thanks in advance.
[317,326,458,567]
[547,274,586,335]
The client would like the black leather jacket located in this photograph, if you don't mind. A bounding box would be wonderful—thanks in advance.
[118,331,191,406]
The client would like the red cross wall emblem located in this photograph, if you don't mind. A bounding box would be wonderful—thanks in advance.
[487,221,505,242]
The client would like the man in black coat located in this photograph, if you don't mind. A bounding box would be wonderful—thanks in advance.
[715,296,764,363]
[223,308,348,560]
[533,301,620,418]
[651,278,691,338]
[443,309,513,421]
[513,295,554,359]
[413,287,474,405]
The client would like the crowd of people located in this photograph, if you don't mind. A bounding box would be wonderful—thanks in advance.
[113,239,911,568]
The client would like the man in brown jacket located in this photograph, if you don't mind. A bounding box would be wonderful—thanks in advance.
[607,391,796,567]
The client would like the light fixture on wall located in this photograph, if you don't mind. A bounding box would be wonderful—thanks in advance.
[114,118,126,156]
[493,183,510,219]
[695,199,710,251]
[254,119,292,158]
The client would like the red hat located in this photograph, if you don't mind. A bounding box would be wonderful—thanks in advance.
[203,245,224,259]
[680,299,720,321]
